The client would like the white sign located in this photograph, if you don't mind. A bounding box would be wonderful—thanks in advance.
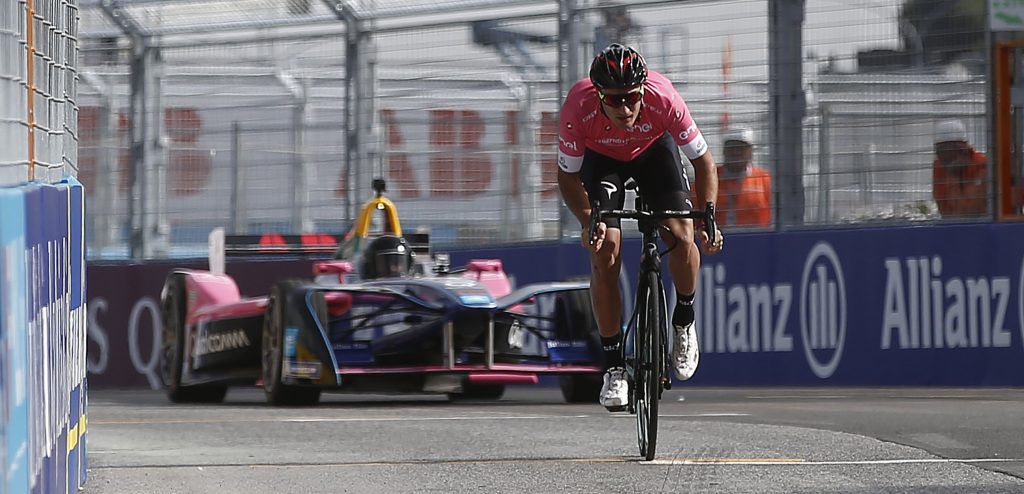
[208,227,225,275]
[991,0,1024,31]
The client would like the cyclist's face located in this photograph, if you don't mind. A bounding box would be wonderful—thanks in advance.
[599,85,643,130]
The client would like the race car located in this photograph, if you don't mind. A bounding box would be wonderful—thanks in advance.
[159,180,603,406]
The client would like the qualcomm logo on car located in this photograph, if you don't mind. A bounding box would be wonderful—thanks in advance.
[194,327,252,357]
[799,241,847,379]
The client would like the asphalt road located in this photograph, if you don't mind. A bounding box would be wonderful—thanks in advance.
[83,386,1024,493]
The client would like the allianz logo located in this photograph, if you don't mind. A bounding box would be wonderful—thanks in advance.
[696,244,1024,379]
[881,256,1012,350]
[695,241,846,379]
[800,242,846,378]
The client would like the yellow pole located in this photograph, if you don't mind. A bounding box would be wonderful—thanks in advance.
[25,0,36,181]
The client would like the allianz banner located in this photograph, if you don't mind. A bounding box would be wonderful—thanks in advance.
[451,222,1024,386]
[87,222,1024,387]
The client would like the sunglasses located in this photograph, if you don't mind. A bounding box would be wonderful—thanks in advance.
[598,88,644,107]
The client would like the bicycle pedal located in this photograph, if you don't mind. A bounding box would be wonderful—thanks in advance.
[604,404,629,413]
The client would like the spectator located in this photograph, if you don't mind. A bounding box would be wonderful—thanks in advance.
[717,127,771,227]
[932,120,988,218]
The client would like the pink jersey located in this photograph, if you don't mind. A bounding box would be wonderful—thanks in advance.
[557,70,708,173]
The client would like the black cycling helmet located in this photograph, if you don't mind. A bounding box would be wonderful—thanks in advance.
[360,235,414,280]
[589,43,647,89]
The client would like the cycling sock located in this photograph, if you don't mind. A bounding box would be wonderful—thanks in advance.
[601,334,624,369]
[673,293,695,328]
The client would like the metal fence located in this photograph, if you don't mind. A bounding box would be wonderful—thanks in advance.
[1,0,79,186]
[75,0,996,259]
[806,75,988,223]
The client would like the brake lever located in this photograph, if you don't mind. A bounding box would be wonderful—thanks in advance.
[588,204,601,246]
[703,202,717,244]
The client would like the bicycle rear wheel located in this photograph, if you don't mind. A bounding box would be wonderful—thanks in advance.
[635,270,662,461]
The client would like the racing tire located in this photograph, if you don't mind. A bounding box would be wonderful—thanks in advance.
[448,383,506,401]
[262,280,322,407]
[160,272,229,404]
[555,288,603,403]
[559,373,602,404]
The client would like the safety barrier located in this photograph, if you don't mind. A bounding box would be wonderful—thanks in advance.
[467,222,1024,385]
[1,179,87,494]
[85,220,1024,388]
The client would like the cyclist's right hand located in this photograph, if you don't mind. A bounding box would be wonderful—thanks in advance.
[582,221,607,252]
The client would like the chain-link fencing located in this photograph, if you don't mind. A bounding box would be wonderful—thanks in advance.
[1,0,79,186]
[75,0,996,259]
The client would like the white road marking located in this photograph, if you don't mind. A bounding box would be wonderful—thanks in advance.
[95,412,752,426]
[645,458,1024,466]
[746,395,849,399]
[92,414,599,425]
[282,415,592,423]
[614,413,750,418]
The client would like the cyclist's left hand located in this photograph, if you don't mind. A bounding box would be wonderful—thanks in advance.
[582,221,607,253]
[700,228,724,255]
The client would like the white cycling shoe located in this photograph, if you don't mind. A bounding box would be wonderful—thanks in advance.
[599,367,629,409]
[673,320,700,381]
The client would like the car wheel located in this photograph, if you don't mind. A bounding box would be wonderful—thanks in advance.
[448,383,505,401]
[262,280,322,407]
[559,374,602,403]
[555,287,603,404]
[160,272,228,404]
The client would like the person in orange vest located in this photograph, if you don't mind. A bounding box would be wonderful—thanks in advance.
[717,127,771,227]
[932,120,988,218]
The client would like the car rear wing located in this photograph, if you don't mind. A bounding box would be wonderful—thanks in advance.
[206,227,430,274]
[223,232,343,257]
[493,281,590,310]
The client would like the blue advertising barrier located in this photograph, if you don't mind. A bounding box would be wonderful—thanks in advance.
[1,179,87,494]
[81,221,1024,389]
[1,188,29,494]
[451,222,1024,385]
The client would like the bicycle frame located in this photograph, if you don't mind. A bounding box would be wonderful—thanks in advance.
[588,184,716,460]
[631,195,671,396]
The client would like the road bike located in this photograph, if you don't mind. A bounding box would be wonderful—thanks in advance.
[589,181,716,460]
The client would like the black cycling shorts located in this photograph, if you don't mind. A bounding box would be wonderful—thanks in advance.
[580,132,693,229]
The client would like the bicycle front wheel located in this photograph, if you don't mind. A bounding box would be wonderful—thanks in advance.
[635,270,662,461]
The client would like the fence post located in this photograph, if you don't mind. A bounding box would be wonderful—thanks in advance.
[557,0,581,241]
[230,122,246,233]
[818,102,830,222]
[769,0,806,227]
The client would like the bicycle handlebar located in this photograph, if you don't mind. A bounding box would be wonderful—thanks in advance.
[588,202,717,247]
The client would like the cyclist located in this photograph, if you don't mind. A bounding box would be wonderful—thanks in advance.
[556,44,724,409]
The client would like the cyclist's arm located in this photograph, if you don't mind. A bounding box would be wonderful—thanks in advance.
[556,95,589,225]
[690,150,718,211]
[558,166,590,226]
[658,83,715,208]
